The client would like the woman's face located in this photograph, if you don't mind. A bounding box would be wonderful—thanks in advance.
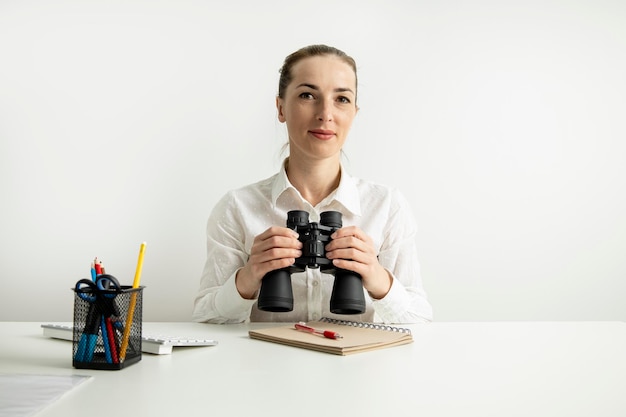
[277,55,358,163]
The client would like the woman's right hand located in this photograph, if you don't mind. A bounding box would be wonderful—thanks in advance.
[235,227,302,299]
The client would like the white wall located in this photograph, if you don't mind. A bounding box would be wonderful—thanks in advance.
[1,0,624,322]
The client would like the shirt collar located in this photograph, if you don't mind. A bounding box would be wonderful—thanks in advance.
[271,158,362,217]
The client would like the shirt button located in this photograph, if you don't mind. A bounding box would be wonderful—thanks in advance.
[312,280,318,286]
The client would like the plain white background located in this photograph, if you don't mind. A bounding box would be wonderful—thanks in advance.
[1,0,624,322]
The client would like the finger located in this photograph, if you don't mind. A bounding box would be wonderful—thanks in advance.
[329,258,375,280]
[246,248,300,282]
[331,227,374,249]
[253,228,301,253]
[250,244,301,265]
[262,246,302,262]
[331,225,362,240]
[256,236,302,254]
[327,235,374,256]
[255,257,298,276]
[256,226,299,242]
[327,247,371,264]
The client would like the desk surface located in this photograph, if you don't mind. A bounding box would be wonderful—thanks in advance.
[1,321,625,417]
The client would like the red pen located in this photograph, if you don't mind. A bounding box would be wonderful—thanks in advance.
[295,322,343,340]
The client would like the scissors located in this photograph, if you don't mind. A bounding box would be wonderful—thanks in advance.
[74,274,122,363]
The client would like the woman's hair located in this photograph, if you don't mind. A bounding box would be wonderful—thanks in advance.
[277,44,358,101]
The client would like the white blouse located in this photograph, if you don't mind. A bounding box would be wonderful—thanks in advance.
[193,161,433,324]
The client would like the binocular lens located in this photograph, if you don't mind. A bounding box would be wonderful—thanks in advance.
[287,210,309,228]
[320,211,342,228]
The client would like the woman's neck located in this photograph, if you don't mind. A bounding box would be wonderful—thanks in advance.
[285,157,341,207]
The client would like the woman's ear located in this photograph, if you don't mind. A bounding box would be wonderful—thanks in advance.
[276,96,286,123]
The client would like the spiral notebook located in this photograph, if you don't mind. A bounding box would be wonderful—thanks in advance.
[248,317,413,355]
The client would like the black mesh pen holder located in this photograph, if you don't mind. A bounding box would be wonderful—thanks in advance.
[72,284,144,370]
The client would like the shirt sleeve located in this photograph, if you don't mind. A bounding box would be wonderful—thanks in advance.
[192,192,257,324]
[370,188,433,323]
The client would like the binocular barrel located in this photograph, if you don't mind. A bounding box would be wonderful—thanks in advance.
[329,270,366,315]
[257,269,293,312]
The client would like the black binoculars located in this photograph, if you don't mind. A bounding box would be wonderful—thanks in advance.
[257,210,366,315]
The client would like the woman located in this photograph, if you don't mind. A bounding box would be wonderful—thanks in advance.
[193,45,432,324]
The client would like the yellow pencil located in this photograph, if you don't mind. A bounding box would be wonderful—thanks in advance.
[119,241,146,361]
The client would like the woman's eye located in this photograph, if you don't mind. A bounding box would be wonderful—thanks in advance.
[337,96,351,104]
[299,92,314,99]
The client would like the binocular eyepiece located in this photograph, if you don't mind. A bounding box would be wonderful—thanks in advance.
[257,210,366,315]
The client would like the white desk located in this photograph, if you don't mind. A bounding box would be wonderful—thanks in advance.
[1,321,625,417]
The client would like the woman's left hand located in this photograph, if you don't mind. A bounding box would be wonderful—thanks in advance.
[325,226,392,299]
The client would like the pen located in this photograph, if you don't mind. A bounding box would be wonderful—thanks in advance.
[295,322,342,339]
[101,316,113,363]
[105,317,119,363]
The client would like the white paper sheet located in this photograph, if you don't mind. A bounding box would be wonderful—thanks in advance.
[0,374,91,417]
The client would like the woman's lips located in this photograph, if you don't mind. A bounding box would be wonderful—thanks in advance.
[309,129,335,140]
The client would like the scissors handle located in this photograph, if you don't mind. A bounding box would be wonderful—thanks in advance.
[96,274,122,293]
[75,279,97,302]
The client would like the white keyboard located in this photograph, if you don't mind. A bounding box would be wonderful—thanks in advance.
[41,323,218,355]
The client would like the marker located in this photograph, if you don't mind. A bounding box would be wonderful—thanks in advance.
[295,322,342,340]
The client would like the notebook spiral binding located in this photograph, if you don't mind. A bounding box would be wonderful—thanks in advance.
[319,317,412,335]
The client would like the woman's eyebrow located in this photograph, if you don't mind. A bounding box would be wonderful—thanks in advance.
[296,83,355,95]
[297,83,318,90]
[335,87,355,95]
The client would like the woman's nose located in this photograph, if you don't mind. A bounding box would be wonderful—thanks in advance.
[316,99,333,122]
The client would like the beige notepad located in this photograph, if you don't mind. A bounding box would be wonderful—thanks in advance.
[249,317,413,355]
